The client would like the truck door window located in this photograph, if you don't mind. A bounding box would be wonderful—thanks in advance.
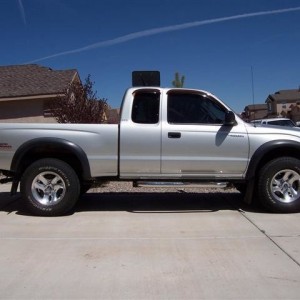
[167,93,226,124]
[132,92,160,124]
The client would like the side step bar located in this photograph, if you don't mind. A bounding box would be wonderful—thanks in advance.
[133,181,228,189]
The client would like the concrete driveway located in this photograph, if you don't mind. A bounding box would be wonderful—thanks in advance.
[0,182,299,299]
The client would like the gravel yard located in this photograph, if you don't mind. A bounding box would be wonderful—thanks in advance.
[90,180,239,194]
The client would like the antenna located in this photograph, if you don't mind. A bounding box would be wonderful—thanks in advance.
[251,66,256,122]
[251,66,255,105]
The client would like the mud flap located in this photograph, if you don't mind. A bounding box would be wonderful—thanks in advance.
[243,178,255,204]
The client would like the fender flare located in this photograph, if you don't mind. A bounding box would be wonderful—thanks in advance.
[246,139,300,180]
[10,137,91,180]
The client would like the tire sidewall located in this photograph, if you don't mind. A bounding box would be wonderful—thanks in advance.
[21,159,80,216]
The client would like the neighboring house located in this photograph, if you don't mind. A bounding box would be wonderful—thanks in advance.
[0,64,79,123]
[289,103,300,122]
[265,89,300,122]
[243,104,268,122]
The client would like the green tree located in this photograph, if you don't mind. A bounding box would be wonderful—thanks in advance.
[50,75,108,124]
[172,72,185,88]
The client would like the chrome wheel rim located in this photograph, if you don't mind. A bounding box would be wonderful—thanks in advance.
[271,169,300,203]
[31,172,66,206]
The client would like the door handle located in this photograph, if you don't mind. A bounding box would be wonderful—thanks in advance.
[168,132,181,138]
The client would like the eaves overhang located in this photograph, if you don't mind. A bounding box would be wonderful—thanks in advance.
[0,93,65,102]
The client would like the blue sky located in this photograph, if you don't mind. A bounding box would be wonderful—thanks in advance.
[1,0,300,112]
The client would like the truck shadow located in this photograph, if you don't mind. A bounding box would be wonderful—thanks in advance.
[75,191,263,214]
[0,191,266,216]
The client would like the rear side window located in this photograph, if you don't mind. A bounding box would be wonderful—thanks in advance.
[132,91,160,124]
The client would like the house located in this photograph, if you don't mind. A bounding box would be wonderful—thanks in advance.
[243,104,268,122]
[265,89,300,122]
[0,64,79,123]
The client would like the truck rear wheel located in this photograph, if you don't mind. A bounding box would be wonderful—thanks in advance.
[258,157,300,213]
[20,159,80,216]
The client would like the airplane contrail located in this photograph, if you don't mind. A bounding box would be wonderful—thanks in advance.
[18,0,26,25]
[27,6,300,63]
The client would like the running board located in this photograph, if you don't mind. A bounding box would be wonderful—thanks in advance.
[133,181,228,189]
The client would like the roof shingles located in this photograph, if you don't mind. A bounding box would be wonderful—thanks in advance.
[0,64,78,98]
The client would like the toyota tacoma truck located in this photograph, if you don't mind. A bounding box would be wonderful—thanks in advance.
[1,87,300,216]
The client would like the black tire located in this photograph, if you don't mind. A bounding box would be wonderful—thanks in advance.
[20,158,80,216]
[258,157,300,213]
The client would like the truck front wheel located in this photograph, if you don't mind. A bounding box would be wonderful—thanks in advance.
[258,157,300,213]
[20,159,80,216]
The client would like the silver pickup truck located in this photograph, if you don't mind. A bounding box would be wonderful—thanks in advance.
[1,87,300,216]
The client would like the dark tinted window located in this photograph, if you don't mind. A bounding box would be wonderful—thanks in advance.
[167,93,226,124]
[132,92,160,124]
[268,120,295,127]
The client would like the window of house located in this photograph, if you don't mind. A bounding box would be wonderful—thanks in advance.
[43,101,53,118]
[267,102,272,112]
[131,91,160,124]
[167,92,226,124]
[280,101,287,109]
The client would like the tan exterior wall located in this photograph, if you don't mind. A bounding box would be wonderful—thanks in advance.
[0,98,57,123]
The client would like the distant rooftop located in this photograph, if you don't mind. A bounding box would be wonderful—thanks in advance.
[0,64,78,99]
[245,104,267,110]
[268,89,300,102]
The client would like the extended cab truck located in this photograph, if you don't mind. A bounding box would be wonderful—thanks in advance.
[1,87,300,216]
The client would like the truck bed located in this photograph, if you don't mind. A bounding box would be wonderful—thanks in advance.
[0,123,119,177]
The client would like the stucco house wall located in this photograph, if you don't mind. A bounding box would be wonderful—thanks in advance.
[0,97,58,123]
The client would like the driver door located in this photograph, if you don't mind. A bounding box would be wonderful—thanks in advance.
[161,91,249,178]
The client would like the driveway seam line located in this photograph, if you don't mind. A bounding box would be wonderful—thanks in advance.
[237,208,300,268]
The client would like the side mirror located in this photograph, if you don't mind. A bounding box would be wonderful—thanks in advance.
[224,111,236,126]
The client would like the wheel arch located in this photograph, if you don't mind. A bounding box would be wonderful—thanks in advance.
[246,140,300,180]
[11,138,91,182]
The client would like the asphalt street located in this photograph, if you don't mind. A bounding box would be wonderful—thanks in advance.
[0,182,299,299]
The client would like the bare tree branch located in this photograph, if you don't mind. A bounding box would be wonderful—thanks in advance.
[49,75,107,124]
